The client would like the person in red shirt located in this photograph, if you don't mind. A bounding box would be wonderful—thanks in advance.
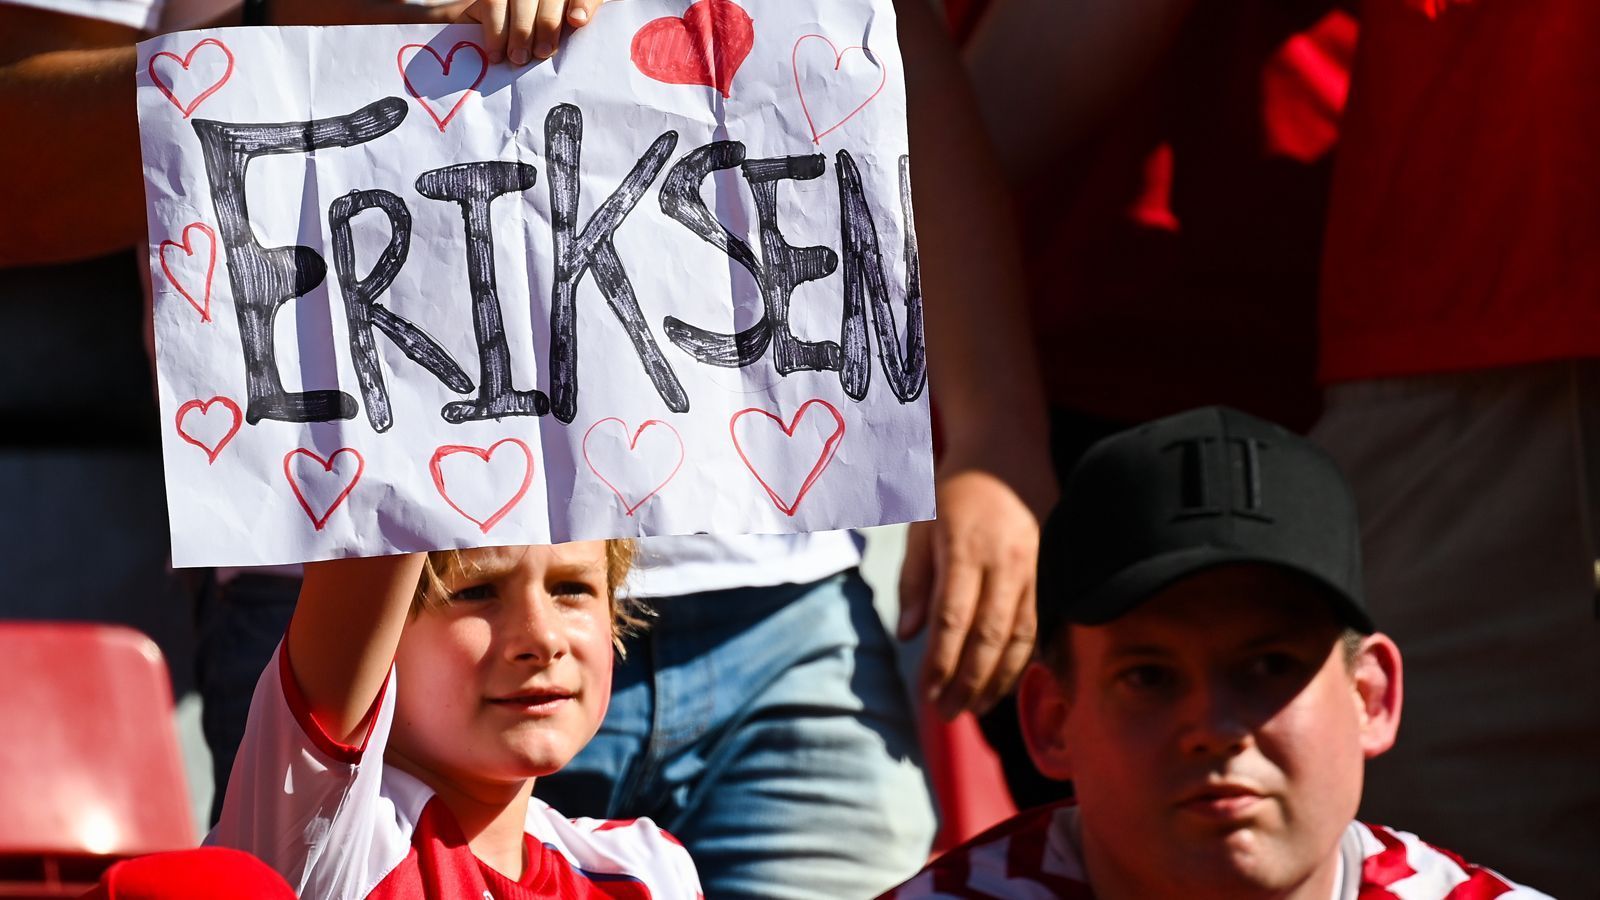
[1311,1,1600,893]
[950,0,1355,809]
[882,407,1552,899]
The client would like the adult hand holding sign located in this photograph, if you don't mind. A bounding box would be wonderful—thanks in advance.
[890,0,1056,721]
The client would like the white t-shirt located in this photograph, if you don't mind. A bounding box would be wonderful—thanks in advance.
[1,0,229,31]
[626,532,863,598]
[882,801,1553,899]
[208,644,703,899]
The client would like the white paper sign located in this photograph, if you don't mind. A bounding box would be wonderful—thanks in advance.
[136,0,933,567]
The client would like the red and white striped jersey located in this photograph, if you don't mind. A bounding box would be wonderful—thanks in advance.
[207,644,703,900]
[881,801,1551,899]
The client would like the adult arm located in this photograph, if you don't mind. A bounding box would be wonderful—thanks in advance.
[268,0,465,24]
[0,6,147,266]
[892,0,1057,719]
[286,553,426,745]
[962,0,1194,183]
[0,0,496,267]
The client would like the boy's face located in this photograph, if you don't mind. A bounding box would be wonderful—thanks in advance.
[389,541,614,790]
[1019,566,1401,899]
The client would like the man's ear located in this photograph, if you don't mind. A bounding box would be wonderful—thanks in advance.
[1018,660,1075,781]
[1351,633,1403,758]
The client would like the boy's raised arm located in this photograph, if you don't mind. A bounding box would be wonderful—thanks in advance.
[286,553,427,747]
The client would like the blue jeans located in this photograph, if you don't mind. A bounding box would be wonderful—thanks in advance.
[535,571,935,900]
[196,571,299,824]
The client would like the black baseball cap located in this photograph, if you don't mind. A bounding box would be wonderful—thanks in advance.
[1037,406,1373,642]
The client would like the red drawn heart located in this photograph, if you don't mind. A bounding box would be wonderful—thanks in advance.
[174,396,241,464]
[792,34,887,144]
[159,222,217,323]
[148,38,235,118]
[283,448,364,531]
[430,438,535,534]
[730,399,846,516]
[582,418,686,516]
[397,41,488,132]
[630,0,754,99]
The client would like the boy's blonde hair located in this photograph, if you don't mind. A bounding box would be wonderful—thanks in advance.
[411,539,649,653]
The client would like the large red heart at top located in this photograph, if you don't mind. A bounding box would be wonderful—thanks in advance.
[631,0,754,99]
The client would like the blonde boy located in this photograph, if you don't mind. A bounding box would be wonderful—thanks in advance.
[207,541,700,899]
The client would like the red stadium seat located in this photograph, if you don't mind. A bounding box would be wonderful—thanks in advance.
[919,704,1018,856]
[0,622,196,898]
[76,848,295,900]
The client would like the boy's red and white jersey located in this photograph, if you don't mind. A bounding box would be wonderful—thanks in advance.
[207,644,703,900]
[880,801,1552,900]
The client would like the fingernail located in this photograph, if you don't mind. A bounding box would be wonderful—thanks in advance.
[510,47,527,65]
[569,8,588,23]
[535,42,554,59]
[489,48,504,64]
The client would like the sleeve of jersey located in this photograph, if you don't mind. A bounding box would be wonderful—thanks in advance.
[535,808,705,899]
[1356,824,1557,899]
[206,641,407,900]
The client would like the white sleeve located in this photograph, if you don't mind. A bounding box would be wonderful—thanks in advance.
[530,802,705,899]
[206,642,410,900]
[1356,824,1557,899]
[0,0,159,31]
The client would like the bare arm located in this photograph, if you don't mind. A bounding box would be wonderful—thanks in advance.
[286,553,425,745]
[0,7,146,266]
[893,0,1058,718]
[963,0,1194,183]
[0,1,480,267]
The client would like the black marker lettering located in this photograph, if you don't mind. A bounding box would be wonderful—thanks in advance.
[741,154,840,375]
[417,160,549,422]
[546,104,685,424]
[193,97,406,423]
[658,140,771,367]
[328,189,473,433]
[837,152,926,402]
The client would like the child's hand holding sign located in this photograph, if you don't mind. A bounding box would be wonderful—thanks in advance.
[458,0,606,64]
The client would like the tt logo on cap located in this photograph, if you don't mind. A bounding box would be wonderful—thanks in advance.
[1164,436,1273,523]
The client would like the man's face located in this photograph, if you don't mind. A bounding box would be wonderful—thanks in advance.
[1021,566,1400,899]
[387,541,614,792]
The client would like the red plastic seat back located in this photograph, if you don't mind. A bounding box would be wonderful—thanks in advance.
[919,705,1018,856]
[0,622,195,860]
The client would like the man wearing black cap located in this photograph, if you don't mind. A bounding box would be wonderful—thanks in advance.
[882,407,1548,899]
